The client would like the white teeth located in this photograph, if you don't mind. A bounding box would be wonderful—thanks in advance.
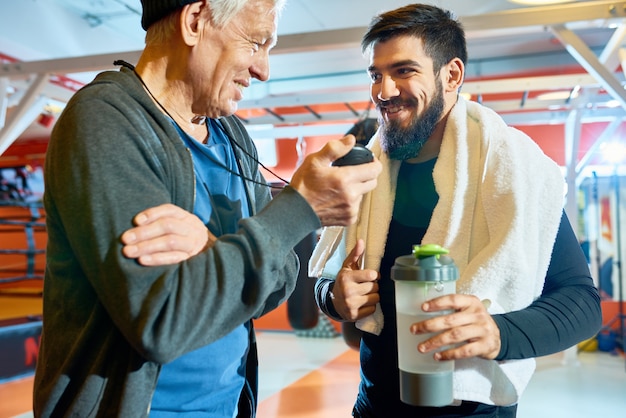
[385,105,402,113]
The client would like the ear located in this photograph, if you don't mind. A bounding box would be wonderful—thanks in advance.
[179,1,207,47]
[442,58,464,93]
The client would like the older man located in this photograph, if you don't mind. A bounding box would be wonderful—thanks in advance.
[34,1,381,417]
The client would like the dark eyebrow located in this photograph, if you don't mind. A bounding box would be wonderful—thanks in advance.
[368,59,423,73]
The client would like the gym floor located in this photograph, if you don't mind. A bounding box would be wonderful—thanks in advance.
[2,317,626,417]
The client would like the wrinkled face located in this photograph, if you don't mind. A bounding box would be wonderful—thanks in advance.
[367,35,445,160]
[191,0,278,118]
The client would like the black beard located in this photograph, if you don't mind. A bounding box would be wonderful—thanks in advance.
[378,82,444,160]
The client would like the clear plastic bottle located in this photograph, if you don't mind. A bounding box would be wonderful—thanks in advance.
[391,244,459,407]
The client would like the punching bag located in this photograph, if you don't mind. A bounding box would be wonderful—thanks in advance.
[287,232,319,330]
[346,118,378,146]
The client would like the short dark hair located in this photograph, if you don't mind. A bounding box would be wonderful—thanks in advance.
[361,3,468,73]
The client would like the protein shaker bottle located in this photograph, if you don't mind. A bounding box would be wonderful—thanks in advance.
[391,244,459,407]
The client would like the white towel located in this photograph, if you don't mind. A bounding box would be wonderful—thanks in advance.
[311,96,564,405]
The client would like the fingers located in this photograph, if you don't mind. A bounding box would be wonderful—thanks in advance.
[332,272,380,321]
[121,204,187,243]
[409,294,501,361]
[130,203,188,227]
[291,160,382,226]
[121,204,214,266]
[318,134,357,165]
[122,230,204,259]
[342,238,366,270]
[434,326,500,361]
[289,140,382,227]
[418,320,501,361]
[339,240,378,284]
[331,241,380,321]
[135,250,197,266]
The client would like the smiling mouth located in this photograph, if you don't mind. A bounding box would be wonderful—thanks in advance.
[381,104,405,114]
[379,100,413,117]
[379,96,420,116]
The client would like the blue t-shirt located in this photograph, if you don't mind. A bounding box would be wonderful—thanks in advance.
[150,119,250,417]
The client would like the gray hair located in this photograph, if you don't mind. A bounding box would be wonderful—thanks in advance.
[146,0,287,44]
[210,0,286,27]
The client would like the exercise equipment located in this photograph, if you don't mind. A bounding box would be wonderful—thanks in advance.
[287,232,319,330]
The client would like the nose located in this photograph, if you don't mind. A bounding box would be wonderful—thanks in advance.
[250,51,270,82]
[375,75,400,101]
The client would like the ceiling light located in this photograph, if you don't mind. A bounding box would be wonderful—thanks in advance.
[604,100,621,109]
[536,90,578,101]
[601,141,626,165]
[507,0,576,5]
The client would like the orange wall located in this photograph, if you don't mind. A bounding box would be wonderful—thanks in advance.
[262,121,615,182]
[518,121,623,168]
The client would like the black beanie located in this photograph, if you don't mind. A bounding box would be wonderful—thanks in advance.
[140,0,201,30]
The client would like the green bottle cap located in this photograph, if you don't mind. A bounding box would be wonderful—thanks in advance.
[412,244,449,259]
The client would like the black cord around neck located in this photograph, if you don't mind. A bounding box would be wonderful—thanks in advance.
[221,124,291,185]
[113,60,289,189]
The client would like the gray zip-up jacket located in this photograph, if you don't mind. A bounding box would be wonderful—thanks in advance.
[34,65,320,417]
